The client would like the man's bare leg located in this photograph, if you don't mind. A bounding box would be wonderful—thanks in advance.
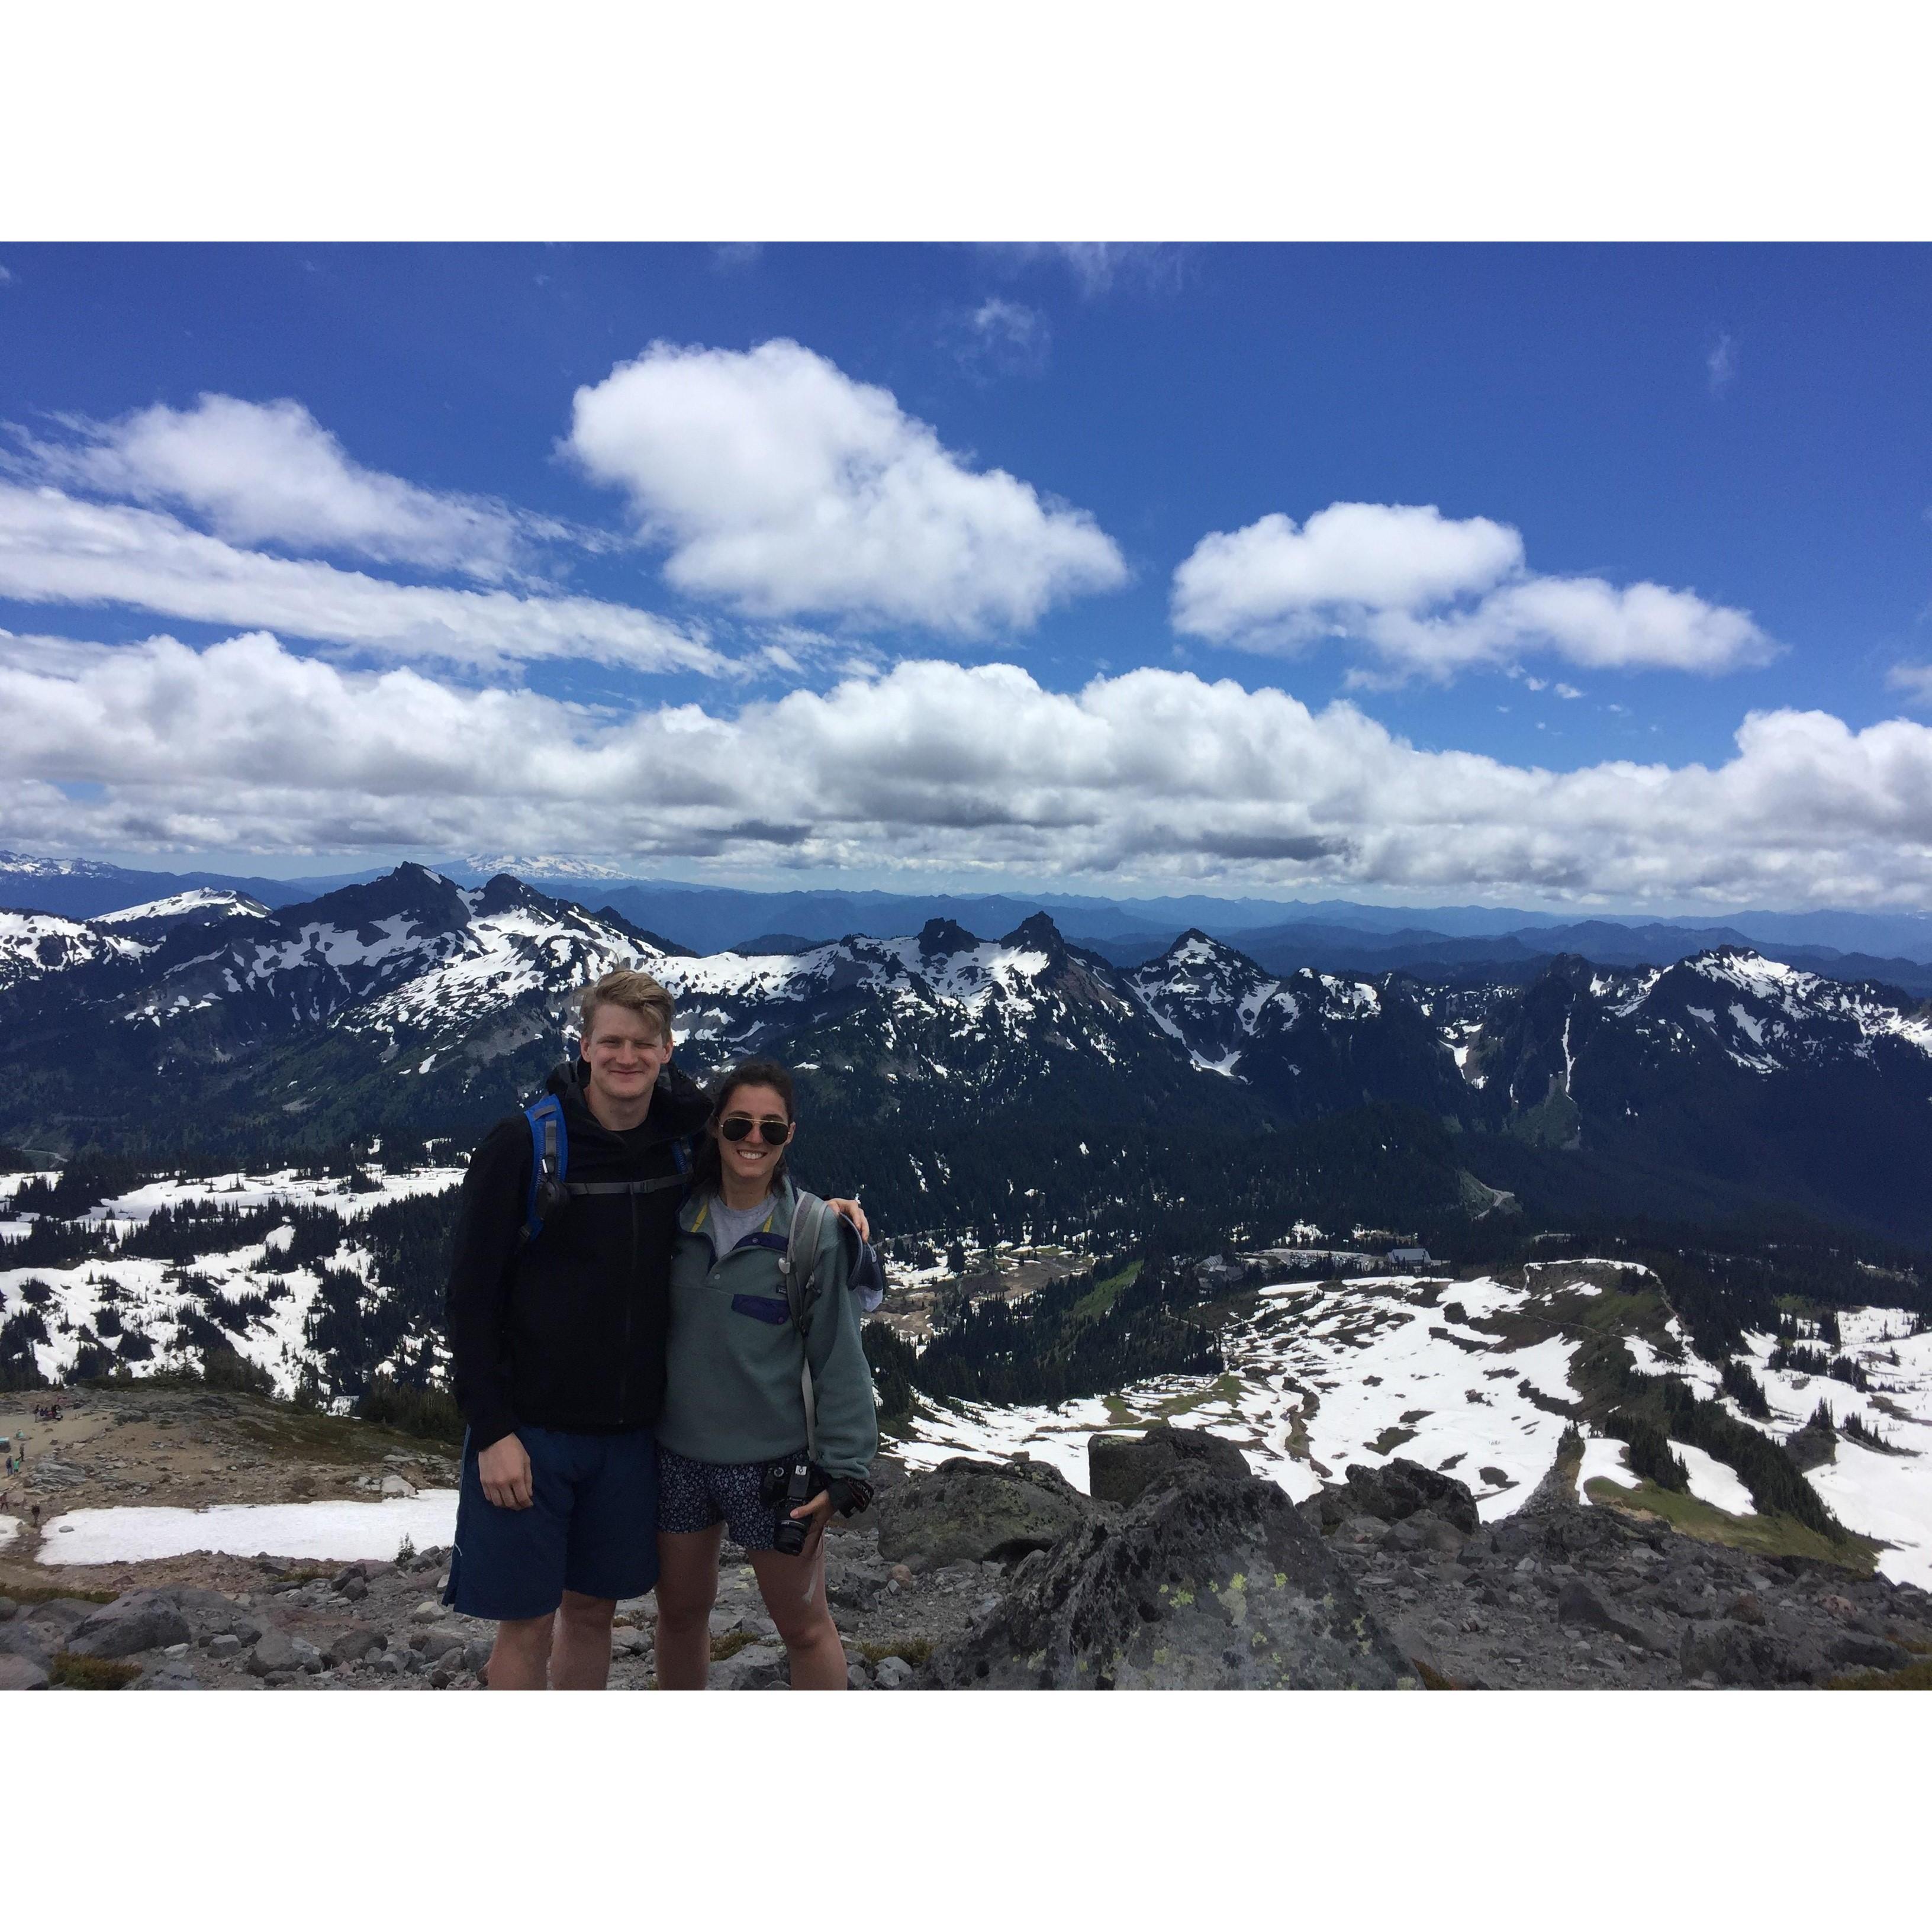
[549,1589,618,1689]
[485,1612,553,1690]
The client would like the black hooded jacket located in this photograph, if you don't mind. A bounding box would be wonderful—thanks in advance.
[445,1061,714,1451]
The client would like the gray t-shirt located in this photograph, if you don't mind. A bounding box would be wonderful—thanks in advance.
[706,1192,781,1257]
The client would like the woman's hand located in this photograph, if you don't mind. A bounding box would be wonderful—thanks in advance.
[788,1486,835,1557]
[790,1489,835,1528]
[826,1196,870,1241]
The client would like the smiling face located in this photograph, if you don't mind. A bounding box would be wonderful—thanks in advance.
[711,1080,796,1200]
[582,1001,673,1126]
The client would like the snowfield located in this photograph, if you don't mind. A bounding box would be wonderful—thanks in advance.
[89,1164,465,1225]
[905,1271,1586,1518]
[35,1492,460,1565]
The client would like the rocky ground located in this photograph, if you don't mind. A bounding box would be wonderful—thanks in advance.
[1,1382,458,1519]
[5,1386,1930,1690]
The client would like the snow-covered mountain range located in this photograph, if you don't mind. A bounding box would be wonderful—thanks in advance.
[2,865,1930,1242]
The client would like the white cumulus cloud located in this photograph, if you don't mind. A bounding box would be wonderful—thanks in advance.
[5,631,1931,909]
[565,337,1126,636]
[15,394,546,579]
[0,484,717,676]
[1171,500,1774,681]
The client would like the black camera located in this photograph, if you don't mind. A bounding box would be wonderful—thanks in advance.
[759,1454,820,1557]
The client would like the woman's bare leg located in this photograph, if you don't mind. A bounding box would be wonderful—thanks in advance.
[653,1524,724,1688]
[748,1538,847,1690]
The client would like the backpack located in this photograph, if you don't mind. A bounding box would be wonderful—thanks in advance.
[775,1190,886,1460]
[520,1090,690,1242]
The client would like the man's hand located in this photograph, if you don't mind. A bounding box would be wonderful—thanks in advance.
[478,1432,534,1510]
[826,1196,870,1242]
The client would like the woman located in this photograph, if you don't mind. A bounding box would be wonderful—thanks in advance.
[653,1058,879,1689]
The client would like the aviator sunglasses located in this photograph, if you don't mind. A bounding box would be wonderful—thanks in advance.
[719,1114,791,1145]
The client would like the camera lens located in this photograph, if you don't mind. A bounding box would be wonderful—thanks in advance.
[772,1516,809,1557]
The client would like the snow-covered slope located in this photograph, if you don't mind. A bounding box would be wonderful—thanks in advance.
[0,1163,463,1399]
[0,910,149,992]
[899,1260,1932,1588]
[95,888,270,929]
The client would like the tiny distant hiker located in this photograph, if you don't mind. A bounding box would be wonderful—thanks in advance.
[443,968,870,1690]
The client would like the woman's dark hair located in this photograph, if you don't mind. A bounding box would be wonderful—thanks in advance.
[691,1058,796,1195]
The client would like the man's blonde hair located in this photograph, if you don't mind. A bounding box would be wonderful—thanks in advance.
[578,967,675,1045]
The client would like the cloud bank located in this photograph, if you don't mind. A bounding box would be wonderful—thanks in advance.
[5,630,1930,908]
[0,484,716,675]
[1171,500,1773,680]
[567,338,1126,635]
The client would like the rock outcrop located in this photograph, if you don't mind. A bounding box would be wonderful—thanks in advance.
[930,1463,1415,1689]
[1297,1457,1480,1538]
[874,1455,1092,1569]
[1087,1424,1251,1505]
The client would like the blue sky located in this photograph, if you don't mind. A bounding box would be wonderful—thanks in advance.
[2,242,1930,910]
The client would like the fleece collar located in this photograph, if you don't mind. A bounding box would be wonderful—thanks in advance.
[681,1176,797,1239]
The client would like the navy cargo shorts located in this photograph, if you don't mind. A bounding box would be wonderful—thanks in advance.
[444,1424,659,1622]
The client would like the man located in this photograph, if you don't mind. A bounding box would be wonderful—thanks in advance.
[442,966,867,1689]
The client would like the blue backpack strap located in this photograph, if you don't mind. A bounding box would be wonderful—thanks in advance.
[523,1093,567,1240]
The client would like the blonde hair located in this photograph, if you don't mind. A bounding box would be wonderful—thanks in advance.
[578,967,675,1045]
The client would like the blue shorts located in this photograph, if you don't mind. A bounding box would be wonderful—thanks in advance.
[658,1442,804,1552]
[444,1425,659,1622]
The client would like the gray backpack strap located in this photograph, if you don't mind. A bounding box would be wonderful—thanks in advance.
[782,1192,832,1461]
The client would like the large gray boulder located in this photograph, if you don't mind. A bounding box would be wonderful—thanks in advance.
[0,1653,49,1690]
[67,1590,192,1660]
[875,1457,1092,1570]
[1087,1424,1251,1505]
[0,1622,56,1670]
[930,1466,1416,1690]
[17,1598,94,1640]
[246,1628,300,1677]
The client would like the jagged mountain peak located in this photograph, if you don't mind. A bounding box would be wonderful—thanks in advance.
[472,871,555,919]
[281,864,471,939]
[917,917,981,958]
[997,911,1065,954]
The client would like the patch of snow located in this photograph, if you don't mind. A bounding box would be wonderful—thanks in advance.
[1669,1440,1757,1515]
[36,1492,461,1566]
[1576,1435,1643,1498]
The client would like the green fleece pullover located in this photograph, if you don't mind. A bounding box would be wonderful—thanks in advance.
[656,1180,879,1481]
